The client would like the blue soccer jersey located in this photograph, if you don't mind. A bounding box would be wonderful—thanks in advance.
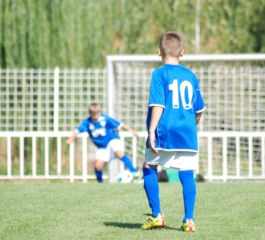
[146,64,205,152]
[76,113,122,148]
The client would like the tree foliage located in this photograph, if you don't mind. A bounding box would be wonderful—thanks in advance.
[0,0,265,68]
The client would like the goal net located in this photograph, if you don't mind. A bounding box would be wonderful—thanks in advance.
[106,54,265,179]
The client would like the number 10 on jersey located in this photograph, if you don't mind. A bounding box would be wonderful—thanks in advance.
[169,79,193,110]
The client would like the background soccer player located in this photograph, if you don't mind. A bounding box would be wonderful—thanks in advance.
[66,103,140,183]
[141,32,205,232]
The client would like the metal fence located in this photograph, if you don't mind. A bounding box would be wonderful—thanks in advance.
[0,131,264,182]
[1,61,265,182]
[0,68,106,131]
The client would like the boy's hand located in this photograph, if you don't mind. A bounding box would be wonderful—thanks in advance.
[66,131,78,145]
[131,130,139,137]
[148,132,158,154]
[66,138,73,145]
[122,124,139,137]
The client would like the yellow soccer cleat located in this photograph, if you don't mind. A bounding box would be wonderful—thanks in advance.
[141,213,166,230]
[181,219,195,232]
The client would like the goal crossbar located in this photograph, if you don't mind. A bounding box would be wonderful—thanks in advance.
[107,54,265,62]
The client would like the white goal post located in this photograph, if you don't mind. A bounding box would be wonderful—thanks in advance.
[106,54,265,182]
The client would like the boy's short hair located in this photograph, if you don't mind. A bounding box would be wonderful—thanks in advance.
[89,103,101,114]
[159,32,182,58]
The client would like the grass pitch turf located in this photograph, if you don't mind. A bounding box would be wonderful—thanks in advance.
[1,182,265,240]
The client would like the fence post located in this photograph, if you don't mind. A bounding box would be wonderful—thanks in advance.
[261,136,265,177]
[82,136,87,183]
[236,136,240,177]
[32,136,36,177]
[7,137,11,178]
[222,136,227,183]
[54,67,61,176]
[249,136,253,178]
[57,137,62,175]
[208,135,212,182]
[70,142,74,182]
[54,67,60,132]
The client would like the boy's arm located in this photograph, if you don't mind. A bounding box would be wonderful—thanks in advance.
[196,112,203,125]
[66,130,79,145]
[149,106,164,154]
[121,124,138,137]
[66,119,89,145]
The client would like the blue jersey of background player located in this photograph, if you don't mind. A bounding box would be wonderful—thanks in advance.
[141,32,205,232]
[77,113,122,149]
[66,103,140,183]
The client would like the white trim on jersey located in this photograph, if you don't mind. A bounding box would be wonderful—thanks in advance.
[149,104,165,108]
[196,106,206,113]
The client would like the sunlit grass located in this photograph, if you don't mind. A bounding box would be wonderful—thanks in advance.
[1,183,265,240]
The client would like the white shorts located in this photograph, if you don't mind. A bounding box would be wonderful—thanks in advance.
[95,139,124,162]
[144,150,198,171]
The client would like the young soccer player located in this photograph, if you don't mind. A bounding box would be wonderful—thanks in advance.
[141,32,205,232]
[66,103,140,183]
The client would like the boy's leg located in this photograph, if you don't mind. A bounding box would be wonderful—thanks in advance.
[143,164,161,217]
[115,150,138,173]
[94,159,105,183]
[141,163,165,230]
[110,139,138,173]
[179,169,196,232]
[141,150,176,230]
[170,151,197,231]
[95,148,109,183]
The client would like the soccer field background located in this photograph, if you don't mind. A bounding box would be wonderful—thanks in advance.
[1,182,265,240]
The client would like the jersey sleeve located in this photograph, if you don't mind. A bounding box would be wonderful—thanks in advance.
[75,119,89,133]
[105,115,122,129]
[149,69,165,108]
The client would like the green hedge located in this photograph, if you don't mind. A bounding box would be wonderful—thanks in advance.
[0,0,265,68]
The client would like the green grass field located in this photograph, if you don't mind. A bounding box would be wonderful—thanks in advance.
[1,182,265,240]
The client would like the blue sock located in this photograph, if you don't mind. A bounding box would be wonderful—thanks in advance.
[179,170,196,222]
[95,169,103,183]
[143,168,161,218]
[121,155,137,173]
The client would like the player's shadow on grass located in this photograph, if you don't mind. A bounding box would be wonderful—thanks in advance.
[104,213,179,230]
[104,222,142,229]
[104,222,178,231]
